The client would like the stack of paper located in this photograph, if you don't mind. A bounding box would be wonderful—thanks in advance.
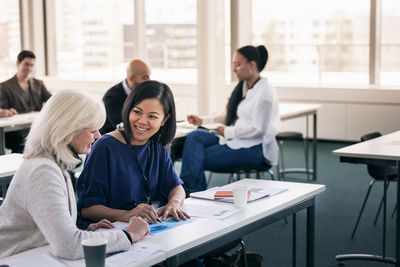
[106,242,165,266]
[190,186,287,203]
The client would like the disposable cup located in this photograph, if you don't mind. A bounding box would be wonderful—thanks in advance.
[233,186,248,209]
[81,238,107,267]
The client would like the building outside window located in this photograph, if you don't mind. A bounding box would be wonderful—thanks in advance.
[145,0,197,83]
[381,0,400,86]
[0,0,21,81]
[252,0,370,85]
[54,0,134,80]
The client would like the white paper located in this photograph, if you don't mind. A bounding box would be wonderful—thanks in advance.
[106,242,165,266]
[183,202,241,220]
[1,253,68,267]
[190,186,287,203]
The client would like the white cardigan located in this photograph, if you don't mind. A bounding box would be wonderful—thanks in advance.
[205,77,280,165]
[0,157,131,260]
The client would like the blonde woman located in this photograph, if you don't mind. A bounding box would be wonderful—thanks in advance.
[0,89,149,260]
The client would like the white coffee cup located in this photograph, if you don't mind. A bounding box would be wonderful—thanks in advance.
[233,186,248,209]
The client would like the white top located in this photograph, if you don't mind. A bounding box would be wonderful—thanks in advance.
[0,157,130,260]
[208,77,280,165]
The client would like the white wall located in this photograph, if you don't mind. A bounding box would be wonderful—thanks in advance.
[42,76,400,142]
[277,85,400,141]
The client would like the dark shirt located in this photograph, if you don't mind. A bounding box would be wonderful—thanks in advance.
[0,75,51,113]
[100,82,128,134]
[76,135,183,228]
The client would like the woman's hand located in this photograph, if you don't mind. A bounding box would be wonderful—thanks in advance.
[217,126,225,137]
[87,219,115,231]
[128,204,159,224]
[126,216,150,242]
[187,114,203,126]
[157,201,190,221]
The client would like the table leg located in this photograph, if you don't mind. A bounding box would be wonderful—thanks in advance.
[312,112,317,180]
[0,128,5,155]
[293,213,297,267]
[396,161,400,266]
[306,200,315,267]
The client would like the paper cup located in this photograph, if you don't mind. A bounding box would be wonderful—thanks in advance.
[82,238,107,267]
[233,186,248,209]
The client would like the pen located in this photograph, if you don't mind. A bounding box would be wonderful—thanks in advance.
[157,218,162,223]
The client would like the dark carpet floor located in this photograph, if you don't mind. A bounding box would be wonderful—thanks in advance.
[175,140,398,267]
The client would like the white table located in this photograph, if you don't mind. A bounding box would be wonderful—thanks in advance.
[0,112,39,155]
[0,153,23,199]
[0,179,325,267]
[0,153,23,178]
[333,130,400,266]
[175,103,321,180]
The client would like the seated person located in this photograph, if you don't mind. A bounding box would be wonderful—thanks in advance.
[0,50,52,153]
[77,80,189,229]
[180,45,280,193]
[0,89,149,259]
[100,59,151,134]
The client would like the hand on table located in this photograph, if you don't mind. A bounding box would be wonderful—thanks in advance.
[0,108,17,117]
[128,204,159,224]
[87,219,115,231]
[187,114,203,126]
[126,216,150,242]
[157,202,190,221]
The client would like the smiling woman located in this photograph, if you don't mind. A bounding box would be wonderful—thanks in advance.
[0,89,150,260]
[76,80,189,230]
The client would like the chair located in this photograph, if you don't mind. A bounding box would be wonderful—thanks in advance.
[0,176,12,205]
[351,132,398,238]
[208,160,275,185]
[276,131,310,180]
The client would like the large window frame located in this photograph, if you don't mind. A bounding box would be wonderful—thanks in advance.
[17,0,400,116]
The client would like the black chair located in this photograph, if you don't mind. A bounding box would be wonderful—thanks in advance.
[351,132,398,238]
[208,161,275,185]
[276,131,310,181]
[0,176,12,205]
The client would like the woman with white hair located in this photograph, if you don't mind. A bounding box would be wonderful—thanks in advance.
[0,89,149,260]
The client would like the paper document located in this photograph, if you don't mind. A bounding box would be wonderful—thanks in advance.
[0,253,68,267]
[183,202,241,219]
[106,242,165,266]
[190,186,287,203]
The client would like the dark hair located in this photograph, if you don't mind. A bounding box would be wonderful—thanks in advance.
[237,45,268,72]
[17,50,36,63]
[225,45,269,126]
[121,80,176,146]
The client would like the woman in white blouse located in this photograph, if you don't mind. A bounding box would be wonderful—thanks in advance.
[180,45,280,193]
[0,89,149,259]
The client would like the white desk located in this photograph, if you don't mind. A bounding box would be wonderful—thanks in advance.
[0,179,325,267]
[175,103,321,180]
[0,153,23,199]
[0,153,23,178]
[333,130,400,266]
[0,112,39,155]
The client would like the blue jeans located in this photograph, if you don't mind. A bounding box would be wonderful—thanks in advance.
[180,129,264,193]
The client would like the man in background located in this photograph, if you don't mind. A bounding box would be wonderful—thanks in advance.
[0,50,52,152]
[100,59,151,134]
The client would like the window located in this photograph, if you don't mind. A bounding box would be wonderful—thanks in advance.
[54,0,134,80]
[252,0,369,85]
[145,0,197,83]
[0,1,21,81]
[380,0,400,86]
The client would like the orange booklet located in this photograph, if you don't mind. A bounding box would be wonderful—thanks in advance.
[214,190,251,200]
